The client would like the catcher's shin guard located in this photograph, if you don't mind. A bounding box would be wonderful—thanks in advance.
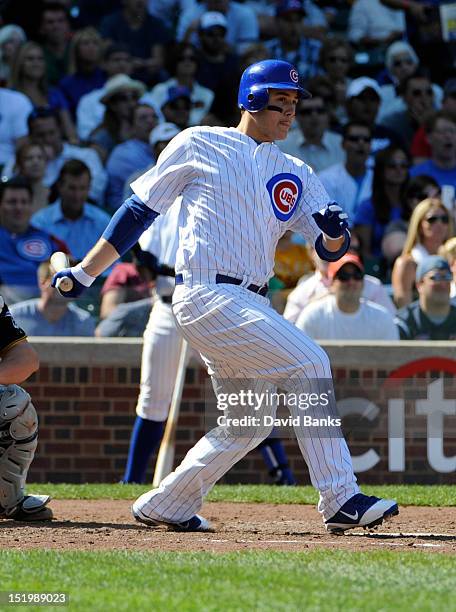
[0,385,52,519]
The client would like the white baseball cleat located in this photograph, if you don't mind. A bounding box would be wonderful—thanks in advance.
[132,506,213,532]
[0,494,53,521]
[325,493,399,535]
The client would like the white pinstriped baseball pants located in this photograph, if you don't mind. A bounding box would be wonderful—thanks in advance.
[134,282,360,522]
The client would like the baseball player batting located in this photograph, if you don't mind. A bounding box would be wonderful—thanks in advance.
[121,198,296,486]
[52,60,399,535]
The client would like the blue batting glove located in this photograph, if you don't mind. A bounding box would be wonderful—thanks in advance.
[51,268,86,298]
[312,203,349,239]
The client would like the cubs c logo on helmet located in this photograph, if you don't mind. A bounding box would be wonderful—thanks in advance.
[290,69,298,83]
[266,173,302,221]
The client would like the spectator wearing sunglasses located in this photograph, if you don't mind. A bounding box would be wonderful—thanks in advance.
[318,38,354,126]
[377,41,443,124]
[284,235,396,324]
[354,145,410,261]
[395,256,456,340]
[144,43,214,126]
[409,112,456,192]
[88,74,145,163]
[392,198,453,308]
[277,94,344,173]
[160,86,192,130]
[380,70,435,152]
[319,121,373,220]
[345,77,400,159]
[294,253,398,340]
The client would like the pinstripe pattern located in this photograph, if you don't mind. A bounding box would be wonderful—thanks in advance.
[131,126,359,524]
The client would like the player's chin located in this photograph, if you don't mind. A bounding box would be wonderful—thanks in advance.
[275,124,292,140]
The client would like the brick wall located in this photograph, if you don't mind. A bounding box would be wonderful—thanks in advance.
[25,340,456,484]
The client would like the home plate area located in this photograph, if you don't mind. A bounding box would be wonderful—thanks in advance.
[1,501,455,553]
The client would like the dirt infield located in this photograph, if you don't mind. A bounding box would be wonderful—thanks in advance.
[1,501,455,553]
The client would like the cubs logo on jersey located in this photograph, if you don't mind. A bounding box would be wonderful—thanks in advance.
[266,173,302,222]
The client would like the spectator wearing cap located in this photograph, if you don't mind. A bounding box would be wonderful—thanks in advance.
[178,0,259,53]
[278,93,344,173]
[0,85,33,168]
[194,11,240,119]
[318,121,373,220]
[143,43,214,126]
[378,42,442,124]
[264,0,321,83]
[395,256,456,340]
[348,0,405,69]
[0,176,69,305]
[99,0,172,86]
[346,77,401,159]
[409,112,456,193]
[30,160,111,262]
[10,260,95,337]
[161,86,192,130]
[123,123,181,200]
[88,74,145,162]
[295,253,399,340]
[57,27,106,116]
[105,103,159,211]
[76,44,133,142]
[284,234,395,323]
[380,70,435,152]
[2,107,107,205]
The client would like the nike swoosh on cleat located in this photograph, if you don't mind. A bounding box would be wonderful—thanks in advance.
[340,510,358,520]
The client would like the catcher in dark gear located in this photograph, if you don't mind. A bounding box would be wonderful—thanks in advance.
[0,295,52,521]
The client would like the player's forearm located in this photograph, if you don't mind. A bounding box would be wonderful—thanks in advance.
[0,342,39,385]
[80,239,120,277]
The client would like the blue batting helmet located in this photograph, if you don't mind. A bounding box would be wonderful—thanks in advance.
[237,60,311,112]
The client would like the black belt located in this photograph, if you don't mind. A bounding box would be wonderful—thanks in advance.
[175,273,268,297]
[160,295,173,304]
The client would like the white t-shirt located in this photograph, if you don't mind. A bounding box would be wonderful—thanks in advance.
[295,294,399,340]
[283,270,396,322]
[0,88,33,165]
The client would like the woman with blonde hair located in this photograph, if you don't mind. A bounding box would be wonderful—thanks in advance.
[392,198,453,307]
[439,237,456,298]
[59,27,105,116]
[0,24,27,85]
[9,41,77,143]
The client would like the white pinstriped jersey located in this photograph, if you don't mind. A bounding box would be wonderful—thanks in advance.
[131,126,330,286]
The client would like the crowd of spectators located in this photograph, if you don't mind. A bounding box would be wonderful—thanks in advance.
[1,0,456,342]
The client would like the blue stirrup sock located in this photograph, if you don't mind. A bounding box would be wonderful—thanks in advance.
[122,416,165,483]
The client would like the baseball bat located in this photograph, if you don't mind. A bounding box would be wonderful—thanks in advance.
[50,251,73,292]
[152,337,190,487]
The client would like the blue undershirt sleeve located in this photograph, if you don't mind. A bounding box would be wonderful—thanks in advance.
[102,195,160,257]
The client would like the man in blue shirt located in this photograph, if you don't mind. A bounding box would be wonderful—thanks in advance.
[105,103,158,211]
[31,160,111,262]
[410,111,456,191]
[0,177,68,304]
